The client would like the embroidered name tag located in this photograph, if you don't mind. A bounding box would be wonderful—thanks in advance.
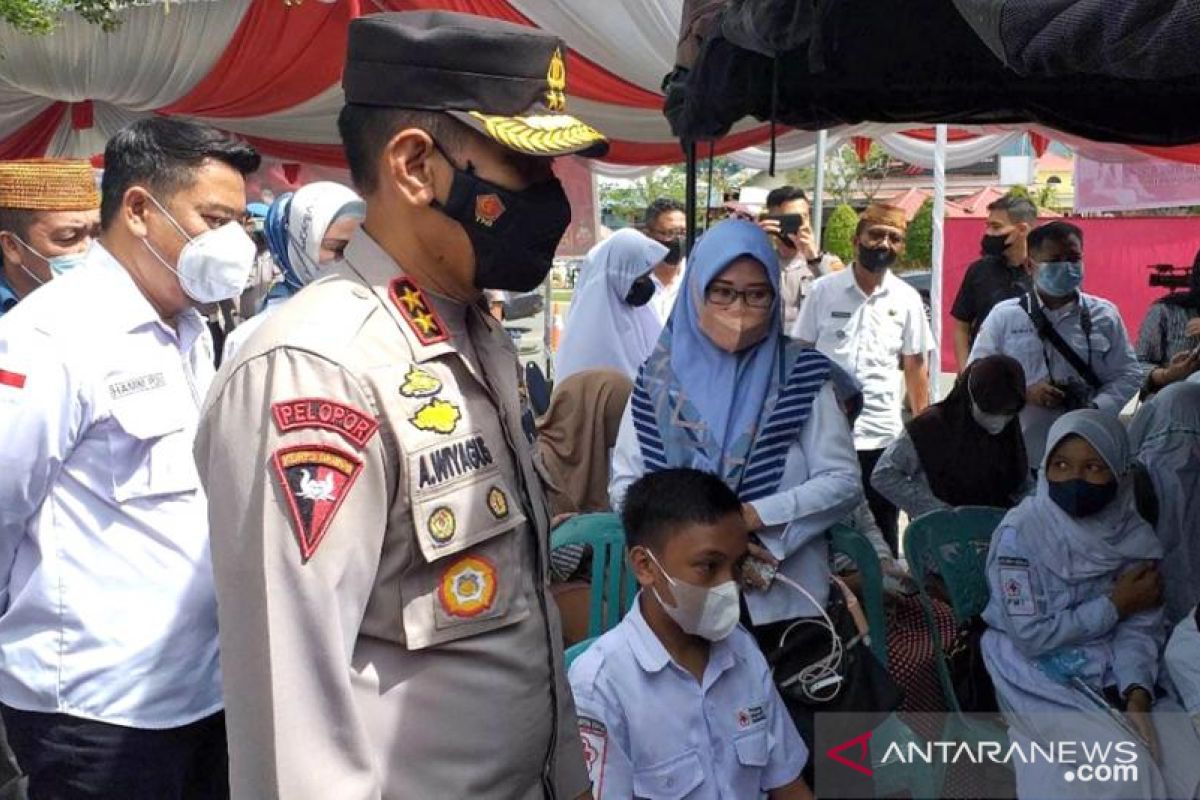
[417,434,495,489]
[831,311,852,319]
[108,372,167,400]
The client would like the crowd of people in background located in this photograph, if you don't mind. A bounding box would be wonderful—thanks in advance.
[0,11,1199,799]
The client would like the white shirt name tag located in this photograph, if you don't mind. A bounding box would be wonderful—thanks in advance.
[108,372,167,400]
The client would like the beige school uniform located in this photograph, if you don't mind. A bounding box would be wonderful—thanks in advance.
[194,229,589,799]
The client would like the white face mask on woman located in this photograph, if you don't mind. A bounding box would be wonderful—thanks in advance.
[142,194,256,304]
[643,548,740,642]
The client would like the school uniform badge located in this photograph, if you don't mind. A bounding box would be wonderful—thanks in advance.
[487,487,510,520]
[438,555,498,618]
[1000,566,1036,617]
[390,277,449,346]
[271,444,363,563]
[578,717,608,795]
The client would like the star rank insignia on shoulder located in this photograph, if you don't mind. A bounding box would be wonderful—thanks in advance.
[390,277,449,346]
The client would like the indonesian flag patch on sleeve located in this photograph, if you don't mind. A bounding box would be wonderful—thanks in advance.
[271,444,363,563]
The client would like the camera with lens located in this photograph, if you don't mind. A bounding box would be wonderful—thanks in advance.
[1148,263,1194,289]
[1053,376,1096,411]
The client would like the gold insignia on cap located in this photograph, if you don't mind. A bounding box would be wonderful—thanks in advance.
[546,47,567,112]
[468,112,604,156]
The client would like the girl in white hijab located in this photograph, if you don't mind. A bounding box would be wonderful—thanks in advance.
[223,181,364,362]
[554,228,667,382]
[1129,382,1200,625]
[981,410,1200,799]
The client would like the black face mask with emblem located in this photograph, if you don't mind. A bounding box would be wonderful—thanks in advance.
[624,275,656,307]
[434,156,572,293]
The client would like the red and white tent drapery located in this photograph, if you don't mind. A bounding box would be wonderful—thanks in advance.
[1,0,1199,173]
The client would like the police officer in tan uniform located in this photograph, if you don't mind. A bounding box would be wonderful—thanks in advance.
[194,12,608,799]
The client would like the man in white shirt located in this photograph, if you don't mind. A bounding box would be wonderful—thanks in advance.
[758,185,844,333]
[792,203,933,553]
[0,117,260,799]
[643,197,687,324]
[969,220,1142,467]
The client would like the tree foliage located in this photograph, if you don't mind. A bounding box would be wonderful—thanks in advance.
[0,0,124,34]
[598,157,749,227]
[825,143,890,207]
[823,203,859,263]
[902,198,933,270]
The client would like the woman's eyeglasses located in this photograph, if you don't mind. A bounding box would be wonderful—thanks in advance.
[705,285,775,309]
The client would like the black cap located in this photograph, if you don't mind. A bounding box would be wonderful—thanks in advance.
[343,11,608,159]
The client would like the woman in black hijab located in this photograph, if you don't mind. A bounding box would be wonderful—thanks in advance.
[871,355,1030,517]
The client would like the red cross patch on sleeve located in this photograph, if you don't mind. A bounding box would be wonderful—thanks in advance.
[271,444,363,563]
[390,277,449,346]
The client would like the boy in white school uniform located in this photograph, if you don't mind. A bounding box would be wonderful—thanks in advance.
[568,468,812,799]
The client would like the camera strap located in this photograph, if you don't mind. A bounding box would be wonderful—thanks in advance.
[1019,291,1102,390]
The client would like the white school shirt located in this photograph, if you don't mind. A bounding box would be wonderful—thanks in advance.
[0,243,221,729]
[569,599,807,799]
[609,382,862,623]
[650,260,686,326]
[791,268,934,451]
[968,291,1142,466]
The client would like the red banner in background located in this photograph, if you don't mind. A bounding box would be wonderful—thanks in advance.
[939,216,1200,373]
[555,156,598,257]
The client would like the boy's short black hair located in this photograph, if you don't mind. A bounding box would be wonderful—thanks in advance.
[1028,220,1084,254]
[621,468,742,550]
[765,185,807,210]
[643,197,685,228]
[100,117,260,229]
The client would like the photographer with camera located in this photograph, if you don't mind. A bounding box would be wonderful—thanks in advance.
[1136,249,1200,397]
[758,185,844,333]
[969,221,1142,468]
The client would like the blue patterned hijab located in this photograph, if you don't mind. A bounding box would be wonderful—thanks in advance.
[630,219,831,500]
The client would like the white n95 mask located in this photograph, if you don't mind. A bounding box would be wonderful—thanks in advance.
[644,548,741,642]
[143,194,256,304]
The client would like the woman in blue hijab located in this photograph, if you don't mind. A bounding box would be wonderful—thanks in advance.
[609,218,861,633]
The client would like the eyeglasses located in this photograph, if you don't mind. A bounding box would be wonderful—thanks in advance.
[649,228,686,240]
[864,228,905,246]
[705,284,775,309]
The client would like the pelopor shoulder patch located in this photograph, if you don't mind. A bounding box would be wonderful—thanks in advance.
[272,398,379,449]
[271,444,363,563]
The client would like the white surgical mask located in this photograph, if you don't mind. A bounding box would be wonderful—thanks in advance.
[644,549,740,642]
[142,194,256,304]
[970,401,1014,435]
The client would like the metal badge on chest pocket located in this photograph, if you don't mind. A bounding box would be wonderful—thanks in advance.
[105,374,199,502]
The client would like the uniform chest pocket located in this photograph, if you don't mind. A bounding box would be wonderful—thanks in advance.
[633,750,705,799]
[407,431,528,563]
[733,726,770,768]
[106,400,199,502]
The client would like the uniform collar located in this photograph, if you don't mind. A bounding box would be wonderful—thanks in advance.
[626,593,738,687]
[341,228,461,363]
[91,243,207,352]
[0,270,18,314]
[843,265,895,299]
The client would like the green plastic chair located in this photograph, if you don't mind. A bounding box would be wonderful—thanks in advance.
[828,524,889,668]
[550,513,638,641]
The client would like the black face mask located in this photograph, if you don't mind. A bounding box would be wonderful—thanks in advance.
[858,245,896,273]
[1048,478,1118,518]
[434,160,572,293]
[659,237,683,266]
[625,275,656,307]
[981,233,1009,258]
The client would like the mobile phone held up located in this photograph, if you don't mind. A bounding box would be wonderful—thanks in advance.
[763,213,803,243]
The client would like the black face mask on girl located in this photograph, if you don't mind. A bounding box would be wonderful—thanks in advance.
[625,275,656,307]
[433,151,572,293]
